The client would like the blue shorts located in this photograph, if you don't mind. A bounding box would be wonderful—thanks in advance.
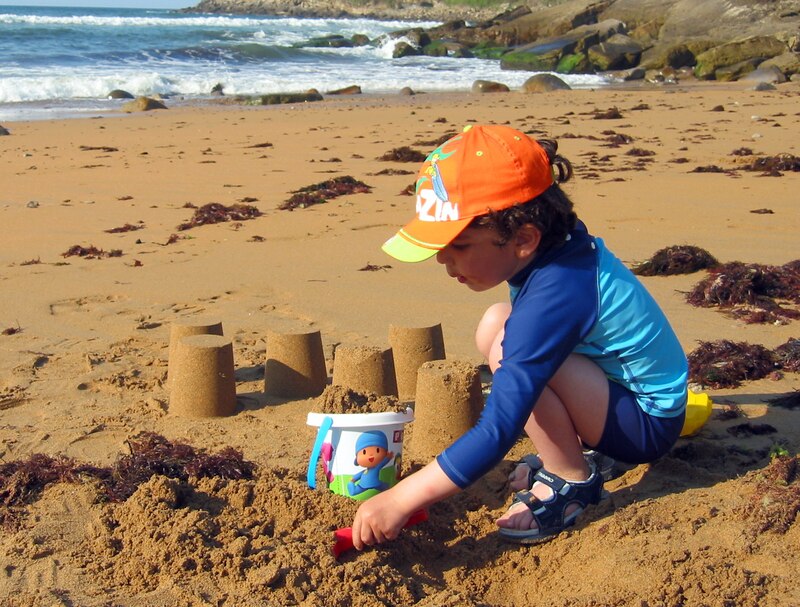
[592,380,686,464]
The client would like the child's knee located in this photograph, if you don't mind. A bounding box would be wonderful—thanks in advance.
[475,303,511,360]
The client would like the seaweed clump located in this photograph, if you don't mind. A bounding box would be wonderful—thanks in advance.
[177,203,261,230]
[62,245,123,259]
[632,245,718,276]
[774,338,800,373]
[279,176,371,211]
[686,260,800,323]
[687,340,778,388]
[378,146,427,162]
[743,454,800,534]
[0,433,255,529]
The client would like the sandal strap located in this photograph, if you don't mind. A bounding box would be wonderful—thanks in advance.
[511,465,604,538]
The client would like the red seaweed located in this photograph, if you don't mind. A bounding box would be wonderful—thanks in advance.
[177,203,261,230]
[632,245,718,276]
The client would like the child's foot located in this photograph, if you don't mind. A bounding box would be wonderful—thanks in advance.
[508,450,617,491]
[498,465,606,544]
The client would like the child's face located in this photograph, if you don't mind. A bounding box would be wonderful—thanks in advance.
[435,226,537,292]
[356,445,386,468]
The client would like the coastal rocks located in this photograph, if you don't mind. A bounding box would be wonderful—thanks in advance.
[107,89,134,99]
[325,85,362,95]
[587,33,643,71]
[471,79,509,93]
[0,125,9,136]
[694,36,788,80]
[522,73,572,93]
[121,96,167,112]
[251,91,324,104]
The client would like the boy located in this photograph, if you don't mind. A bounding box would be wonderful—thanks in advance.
[352,125,687,546]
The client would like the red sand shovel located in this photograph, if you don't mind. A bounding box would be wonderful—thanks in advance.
[332,509,429,559]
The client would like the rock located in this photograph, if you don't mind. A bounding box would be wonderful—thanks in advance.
[521,73,572,93]
[303,34,354,48]
[588,34,644,71]
[640,42,698,70]
[121,96,167,112]
[325,85,362,95]
[393,41,421,58]
[471,79,510,93]
[715,57,762,82]
[422,40,474,58]
[210,83,225,96]
[556,52,594,74]
[500,19,625,72]
[0,125,9,136]
[255,92,323,104]
[694,36,787,80]
[399,87,415,96]
[753,81,777,91]
[107,89,134,99]
[760,52,800,78]
[611,66,646,81]
[351,33,370,46]
[738,64,787,84]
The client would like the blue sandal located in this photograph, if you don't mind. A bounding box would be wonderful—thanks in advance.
[513,450,617,489]
[499,464,607,544]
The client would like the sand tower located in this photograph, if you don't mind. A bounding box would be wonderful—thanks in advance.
[331,345,398,397]
[169,334,237,418]
[264,329,328,398]
[388,323,446,401]
[167,317,223,384]
[406,359,483,461]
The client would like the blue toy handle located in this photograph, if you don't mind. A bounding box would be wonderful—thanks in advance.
[307,416,333,489]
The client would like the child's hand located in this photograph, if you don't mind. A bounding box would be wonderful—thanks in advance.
[351,488,412,550]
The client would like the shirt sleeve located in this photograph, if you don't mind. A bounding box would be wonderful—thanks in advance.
[436,236,600,488]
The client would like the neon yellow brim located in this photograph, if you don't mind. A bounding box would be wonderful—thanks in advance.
[381,234,439,263]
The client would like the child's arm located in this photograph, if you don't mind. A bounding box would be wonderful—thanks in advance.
[351,460,459,550]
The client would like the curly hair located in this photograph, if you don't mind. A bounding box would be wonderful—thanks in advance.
[469,138,577,252]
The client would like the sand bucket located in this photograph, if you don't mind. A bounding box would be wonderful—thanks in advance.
[680,389,713,437]
[306,408,414,500]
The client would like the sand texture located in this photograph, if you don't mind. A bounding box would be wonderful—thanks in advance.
[1,82,799,606]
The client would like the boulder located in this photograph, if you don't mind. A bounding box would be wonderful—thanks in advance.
[501,19,625,72]
[556,52,594,74]
[522,73,572,93]
[640,42,696,70]
[303,34,354,48]
[739,64,788,84]
[255,91,323,104]
[393,41,421,58]
[107,89,134,99]
[472,79,510,93]
[588,33,644,71]
[715,58,762,82]
[760,52,800,77]
[694,36,787,80]
[121,96,167,112]
[422,40,474,58]
[398,86,415,96]
[351,34,370,46]
[325,85,362,95]
[0,124,9,136]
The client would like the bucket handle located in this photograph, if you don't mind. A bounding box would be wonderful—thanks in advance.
[307,415,333,489]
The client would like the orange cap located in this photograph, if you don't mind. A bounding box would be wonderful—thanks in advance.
[382,124,554,263]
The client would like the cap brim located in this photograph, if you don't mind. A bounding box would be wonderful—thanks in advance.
[382,216,472,263]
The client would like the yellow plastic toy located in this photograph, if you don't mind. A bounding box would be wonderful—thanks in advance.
[680,390,713,437]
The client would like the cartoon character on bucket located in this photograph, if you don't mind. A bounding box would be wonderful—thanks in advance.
[347,431,394,496]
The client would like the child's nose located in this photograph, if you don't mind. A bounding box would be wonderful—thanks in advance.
[435,249,448,264]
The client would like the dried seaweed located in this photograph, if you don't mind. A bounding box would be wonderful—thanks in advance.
[743,154,800,173]
[0,433,255,528]
[744,455,800,534]
[626,148,655,157]
[687,340,778,388]
[378,146,427,162]
[279,176,371,211]
[358,263,391,272]
[62,245,123,259]
[690,165,728,173]
[686,261,800,323]
[105,223,144,234]
[177,203,261,230]
[774,338,800,372]
[593,107,622,119]
[727,423,777,438]
[632,245,718,276]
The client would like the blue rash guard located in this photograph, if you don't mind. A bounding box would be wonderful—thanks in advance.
[436,221,688,489]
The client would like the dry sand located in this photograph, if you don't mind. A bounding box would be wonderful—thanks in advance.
[1,81,799,606]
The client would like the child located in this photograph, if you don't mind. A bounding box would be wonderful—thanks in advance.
[351,124,688,547]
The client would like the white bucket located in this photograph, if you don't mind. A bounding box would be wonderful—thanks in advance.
[306,408,414,500]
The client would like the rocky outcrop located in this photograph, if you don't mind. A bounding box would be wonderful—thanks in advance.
[191,0,800,83]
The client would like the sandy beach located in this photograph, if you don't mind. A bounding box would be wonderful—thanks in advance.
[1,81,799,606]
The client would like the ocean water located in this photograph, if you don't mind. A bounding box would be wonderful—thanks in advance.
[0,4,610,122]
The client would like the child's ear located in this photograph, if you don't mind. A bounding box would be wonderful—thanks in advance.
[514,224,541,258]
